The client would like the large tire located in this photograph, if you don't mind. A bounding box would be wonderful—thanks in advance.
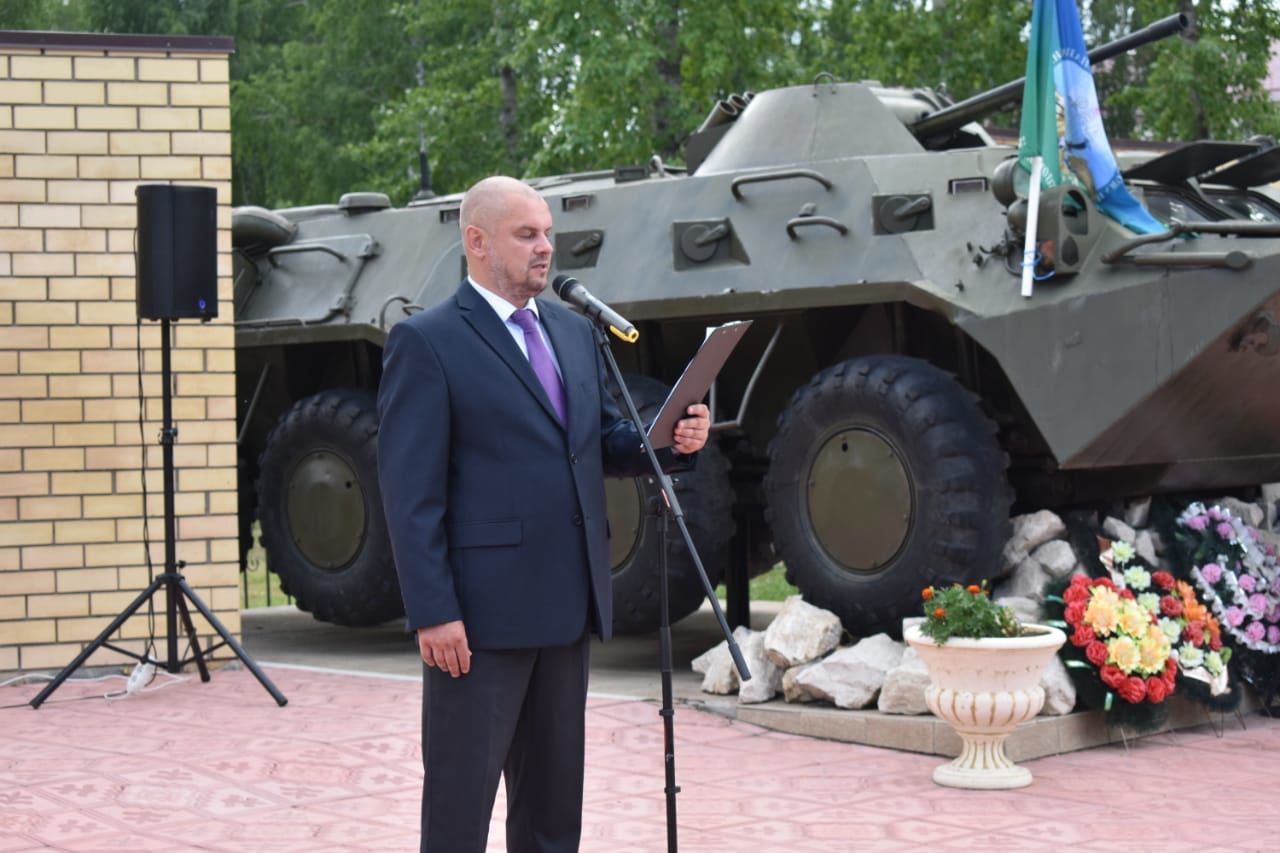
[608,375,735,635]
[764,355,1010,637]
[256,389,403,626]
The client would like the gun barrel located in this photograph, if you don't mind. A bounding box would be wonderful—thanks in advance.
[909,12,1189,141]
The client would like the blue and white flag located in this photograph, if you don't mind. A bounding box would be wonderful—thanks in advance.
[1019,0,1164,234]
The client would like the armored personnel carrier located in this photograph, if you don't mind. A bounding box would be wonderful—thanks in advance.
[232,13,1280,635]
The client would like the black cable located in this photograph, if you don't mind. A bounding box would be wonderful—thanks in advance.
[134,230,157,663]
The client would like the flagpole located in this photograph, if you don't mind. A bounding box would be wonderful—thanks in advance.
[1021,156,1043,298]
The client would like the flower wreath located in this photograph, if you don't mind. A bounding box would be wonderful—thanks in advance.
[1174,502,1280,654]
[1046,570,1174,731]
[1099,538,1237,711]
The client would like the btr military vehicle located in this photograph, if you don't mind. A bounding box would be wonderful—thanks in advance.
[232,13,1280,636]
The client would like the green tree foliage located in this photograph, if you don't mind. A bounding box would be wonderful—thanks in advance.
[7,1,1279,206]
[348,0,812,201]
[1098,0,1280,141]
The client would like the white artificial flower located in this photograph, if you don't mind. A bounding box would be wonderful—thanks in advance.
[1123,565,1150,590]
[1158,617,1181,641]
[1180,646,1205,668]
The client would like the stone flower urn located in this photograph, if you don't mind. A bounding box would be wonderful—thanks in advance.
[904,623,1066,790]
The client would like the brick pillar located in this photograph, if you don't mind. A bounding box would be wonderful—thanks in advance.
[0,32,238,674]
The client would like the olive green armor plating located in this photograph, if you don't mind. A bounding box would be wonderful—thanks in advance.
[233,13,1280,635]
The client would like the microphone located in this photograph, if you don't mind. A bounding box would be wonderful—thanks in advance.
[551,274,639,343]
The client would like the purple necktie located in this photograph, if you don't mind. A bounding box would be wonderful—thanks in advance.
[509,308,568,426]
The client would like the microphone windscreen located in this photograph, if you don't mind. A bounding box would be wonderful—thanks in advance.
[551,274,577,299]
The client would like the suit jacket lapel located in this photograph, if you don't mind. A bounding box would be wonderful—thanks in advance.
[455,282,565,430]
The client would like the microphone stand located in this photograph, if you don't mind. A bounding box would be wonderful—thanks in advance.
[592,325,750,853]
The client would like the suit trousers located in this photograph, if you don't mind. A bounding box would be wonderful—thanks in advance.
[420,632,590,853]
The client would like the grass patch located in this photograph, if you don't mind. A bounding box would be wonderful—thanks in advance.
[239,522,292,609]
[714,563,798,603]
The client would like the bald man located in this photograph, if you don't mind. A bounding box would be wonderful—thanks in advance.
[377,176,710,852]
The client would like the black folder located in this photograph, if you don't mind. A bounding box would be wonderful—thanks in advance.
[646,320,753,449]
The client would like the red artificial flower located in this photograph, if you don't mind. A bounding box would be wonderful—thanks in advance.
[1210,633,1223,651]
[1164,657,1178,675]
[1064,601,1086,626]
[1152,571,1175,590]
[1085,640,1109,668]
[1070,624,1095,648]
[1091,577,1116,590]
[1163,665,1176,690]
[1160,596,1183,618]
[1146,676,1169,704]
[1119,588,1135,601]
[1183,620,1205,646]
[1100,664,1126,689]
[1117,676,1147,704]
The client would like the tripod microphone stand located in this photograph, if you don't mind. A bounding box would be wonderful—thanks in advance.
[593,325,750,853]
[31,318,286,709]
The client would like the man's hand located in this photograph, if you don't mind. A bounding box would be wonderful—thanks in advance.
[417,620,471,677]
[672,403,710,455]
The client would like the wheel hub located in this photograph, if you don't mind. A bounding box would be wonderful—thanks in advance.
[286,449,366,570]
[806,428,912,573]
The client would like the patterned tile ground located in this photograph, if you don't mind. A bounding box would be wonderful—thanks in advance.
[2,667,1278,851]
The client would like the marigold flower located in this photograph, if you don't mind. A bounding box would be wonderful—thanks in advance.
[1085,589,1120,636]
[1118,602,1150,637]
[1138,626,1170,672]
[922,587,934,600]
[1107,635,1139,672]
[966,584,981,594]
[933,607,946,620]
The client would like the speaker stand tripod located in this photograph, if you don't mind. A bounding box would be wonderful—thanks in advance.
[31,319,286,709]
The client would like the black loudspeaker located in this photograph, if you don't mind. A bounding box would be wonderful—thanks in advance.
[135,184,218,321]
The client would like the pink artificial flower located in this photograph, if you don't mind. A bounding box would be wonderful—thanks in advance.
[1239,574,1257,593]
[1216,522,1234,539]
[1249,593,1268,615]
[1267,544,1277,557]
[1268,626,1280,645]
[1186,515,1209,531]
[1209,507,1224,521]
[1225,606,1246,627]
[1202,563,1223,584]
[1246,622,1266,643]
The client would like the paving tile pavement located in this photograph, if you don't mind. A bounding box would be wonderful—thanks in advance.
[2,666,1278,852]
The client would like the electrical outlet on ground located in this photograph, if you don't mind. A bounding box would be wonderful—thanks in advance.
[126,662,156,695]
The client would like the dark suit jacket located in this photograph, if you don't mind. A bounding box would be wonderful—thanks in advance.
[377,281,674,648]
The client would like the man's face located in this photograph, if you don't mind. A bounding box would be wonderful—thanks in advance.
[480,193,554,306]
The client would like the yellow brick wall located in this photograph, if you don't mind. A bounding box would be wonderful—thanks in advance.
[0,35,237,675]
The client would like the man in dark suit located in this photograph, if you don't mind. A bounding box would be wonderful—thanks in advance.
[377,175,709,852]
